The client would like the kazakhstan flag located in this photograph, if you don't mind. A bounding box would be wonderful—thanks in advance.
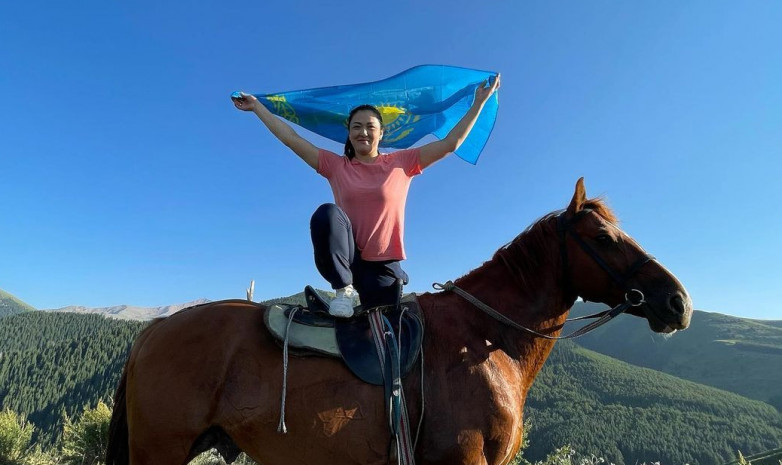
[236,65,499,164]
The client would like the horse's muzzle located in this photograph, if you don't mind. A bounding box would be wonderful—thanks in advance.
[647,289,693,333]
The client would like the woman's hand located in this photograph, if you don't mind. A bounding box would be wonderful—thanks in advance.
[418,72,501,169]
[232,92,261,112]
[474,74,501,106]
[231,90,320,170]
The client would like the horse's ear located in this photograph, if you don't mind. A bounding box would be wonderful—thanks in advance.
[566,177,587,215]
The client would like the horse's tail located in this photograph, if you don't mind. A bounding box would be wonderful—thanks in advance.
[106,319,165,465]
[106,359,129,465]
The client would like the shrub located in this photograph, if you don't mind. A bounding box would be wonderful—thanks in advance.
[61,401,111,465]
[0,409,34,465]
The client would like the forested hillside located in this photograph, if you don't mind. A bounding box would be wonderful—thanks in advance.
[524,340,782,465]
[0,289,35,317]
[0,311,144,443]
[1,306,780,464]
[570,307,782,408]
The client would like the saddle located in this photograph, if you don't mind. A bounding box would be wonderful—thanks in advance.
[264,284,423,465]
[263,285,424,385]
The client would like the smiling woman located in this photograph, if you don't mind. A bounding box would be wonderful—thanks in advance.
[231,75,500,317]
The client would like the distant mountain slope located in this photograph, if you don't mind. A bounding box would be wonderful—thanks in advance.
[43,298,210,320]
[525,341,782,465]
[0,289,36,317]
[569,305,782,407]
[38,291,309,321]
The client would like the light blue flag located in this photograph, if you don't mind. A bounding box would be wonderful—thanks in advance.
[234,65,499,164]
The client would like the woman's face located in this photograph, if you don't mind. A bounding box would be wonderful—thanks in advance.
[348,110,383,156]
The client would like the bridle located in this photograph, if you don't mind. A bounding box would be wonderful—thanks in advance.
[557,209,653,306]
[433,210,654,340]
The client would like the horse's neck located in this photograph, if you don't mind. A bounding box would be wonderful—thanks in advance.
[423,221,575,383]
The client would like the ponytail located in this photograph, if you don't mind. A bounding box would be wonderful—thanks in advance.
[344,138,356,159]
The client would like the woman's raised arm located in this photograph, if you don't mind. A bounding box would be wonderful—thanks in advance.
[233,92,320,170]
[417,74,501,169]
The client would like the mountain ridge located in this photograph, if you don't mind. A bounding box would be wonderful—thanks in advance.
[41,298,211,320]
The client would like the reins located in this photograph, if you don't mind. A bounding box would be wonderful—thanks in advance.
[432,280,644,340]
[433,210,652,340]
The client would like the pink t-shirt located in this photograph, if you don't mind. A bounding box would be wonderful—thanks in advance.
[317,148,423,261]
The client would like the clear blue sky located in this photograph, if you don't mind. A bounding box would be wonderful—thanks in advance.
[2,1,780,320]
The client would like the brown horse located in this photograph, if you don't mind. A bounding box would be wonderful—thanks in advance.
[106,178,692,465]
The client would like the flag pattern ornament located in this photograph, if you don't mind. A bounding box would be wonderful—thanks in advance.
[234,65,499,164]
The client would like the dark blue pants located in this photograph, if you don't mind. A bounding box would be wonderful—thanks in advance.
[310,203,408,309]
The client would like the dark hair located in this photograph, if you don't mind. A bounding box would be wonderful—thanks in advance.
[344,104,384,159]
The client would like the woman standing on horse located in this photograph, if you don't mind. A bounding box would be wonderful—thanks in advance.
[232,75,500,317]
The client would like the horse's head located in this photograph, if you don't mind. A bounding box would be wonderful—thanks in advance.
[560,178,692,333]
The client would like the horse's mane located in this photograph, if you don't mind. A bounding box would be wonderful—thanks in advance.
[489,197,617,289]
[582,197,618,224]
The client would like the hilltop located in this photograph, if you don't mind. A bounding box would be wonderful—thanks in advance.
[0,289,36,317]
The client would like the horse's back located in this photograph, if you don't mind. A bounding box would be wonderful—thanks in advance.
[125,301,278,453]
[123,299,391,465]
[128,299,271,383]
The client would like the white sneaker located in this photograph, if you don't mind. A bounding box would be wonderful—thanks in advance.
[329,284,356,318]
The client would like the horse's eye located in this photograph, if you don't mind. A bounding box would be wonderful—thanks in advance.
[595,234,613,244]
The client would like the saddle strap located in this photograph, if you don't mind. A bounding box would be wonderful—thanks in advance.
[277,306,300,434]
[397,389,415,465]
[368,310,416,465]
[384,315,402,435]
